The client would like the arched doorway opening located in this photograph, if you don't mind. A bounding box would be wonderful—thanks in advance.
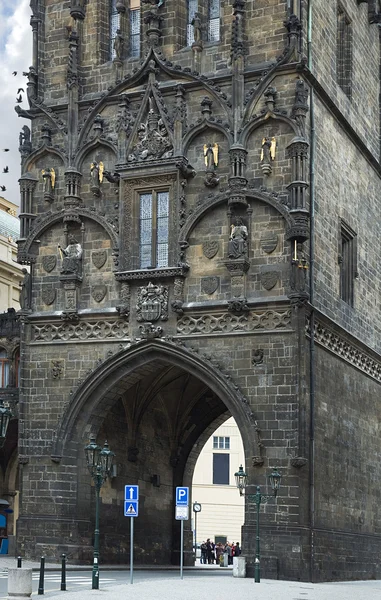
[61,340,255,566]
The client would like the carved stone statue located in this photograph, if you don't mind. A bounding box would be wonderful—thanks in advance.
[204,143,219,187]
[59,235,83,275]
[191,12,202,44]
[113,29,124,61]
[128,100,173,162]
[42,168,55,199]
[228,218,248,259]
[19,125,32,156]
[90,161,104,196]
[20,269,32,310]
[19,125,31,148]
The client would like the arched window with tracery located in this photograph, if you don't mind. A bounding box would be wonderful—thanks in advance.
[0,350,9,388]
[187,0,198,46]
[14,350,20,388]
[110,0,121,59]
[208,0,220,42]
[130,0,141,57]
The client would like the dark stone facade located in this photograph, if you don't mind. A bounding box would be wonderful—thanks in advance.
[8,0,381,582]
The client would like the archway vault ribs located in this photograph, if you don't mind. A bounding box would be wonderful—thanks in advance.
[50,337,263,463]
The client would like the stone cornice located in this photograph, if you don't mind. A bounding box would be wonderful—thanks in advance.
[307,309,381,383]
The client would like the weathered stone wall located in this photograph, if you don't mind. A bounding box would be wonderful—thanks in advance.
[313,96,381,353]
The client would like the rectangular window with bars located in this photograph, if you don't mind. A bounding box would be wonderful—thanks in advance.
[110,0,121,60]
[208,0,220,42]
[339,221,357,307]
[337,4,352,97]
[213,436,230,450]
[187,0,198,46]
[139,191,169,269]
[130,0,141,58]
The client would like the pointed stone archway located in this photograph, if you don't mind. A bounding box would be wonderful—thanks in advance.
[49,339,258,565]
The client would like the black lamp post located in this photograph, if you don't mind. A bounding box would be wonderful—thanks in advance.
[234,465,281,584]
[0,400,12,448]
[84,435,115,590]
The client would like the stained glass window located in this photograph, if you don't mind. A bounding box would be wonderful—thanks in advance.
[208,0,220,42]
[110,0,121,59]
[139,191,169,269]
[187,0,198,46]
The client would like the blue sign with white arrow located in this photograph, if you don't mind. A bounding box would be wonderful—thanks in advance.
[176,486,189,506]
[125,485,139,502]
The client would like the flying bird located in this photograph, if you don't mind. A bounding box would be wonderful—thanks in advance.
[0,186,6,192]
[16,95,22,103]
[3,167,8,174]
[2,149,9,152]
[17,88,25,94]
[12,71,17,76]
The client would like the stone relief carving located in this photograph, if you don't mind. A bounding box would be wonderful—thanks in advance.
[202,241,219,259]
[251,348,264,365]
[42,287,56,306]
[92,250,107,269]
[91,284,107,303]
[139,322,163,340]
[117,282,130,317]
[260,231,278,254]
[32,320,129,343]
[260,270,279,291]
[171,277,184,316]
[201,277,219,295]
[128,97,173,162]
[42,255,57,273]
[177,308,292,335]
[307,317,381,383]
[51,360,64,379]
[136,281,168,322]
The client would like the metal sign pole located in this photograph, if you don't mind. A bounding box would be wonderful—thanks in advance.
[130,517,134,584]
[180,519,184,580]
[194,511,197,552]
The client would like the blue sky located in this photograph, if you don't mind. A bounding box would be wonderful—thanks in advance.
[0,0,32,207]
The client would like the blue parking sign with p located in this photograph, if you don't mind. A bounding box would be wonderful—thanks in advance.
[176,487,189,506]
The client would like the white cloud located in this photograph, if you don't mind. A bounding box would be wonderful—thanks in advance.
[0,0,32,208]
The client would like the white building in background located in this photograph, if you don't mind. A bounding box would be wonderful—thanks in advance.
[192,417,245,546]
[0,197,22,311]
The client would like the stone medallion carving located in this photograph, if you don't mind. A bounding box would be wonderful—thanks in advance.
[91,284,107,303]
[260,270,279,291]
[201,276,219,295]
[42,255,57,273]
[202,241,219,259]
[42,287,56,306]
[260,231,278,254]
[136,281,168,322]
[92,250,107,269]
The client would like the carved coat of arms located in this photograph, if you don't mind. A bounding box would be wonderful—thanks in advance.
[260,270,279,291]
[136,281,168,322]
[202,241,219,259]
[91,284,107,303]
[260,232,278,254]
[201,276,219,295]
[42,287,56,306]
[92,250,107,269]
[42,255,57,273]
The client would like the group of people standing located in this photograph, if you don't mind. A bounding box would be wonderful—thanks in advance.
[200,539,241,565]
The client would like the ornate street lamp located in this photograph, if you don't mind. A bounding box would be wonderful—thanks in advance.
[0,400,12,448]
[84,435,115,590]
[234,465,282,584]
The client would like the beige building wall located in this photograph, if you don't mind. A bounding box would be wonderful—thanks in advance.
[0,197,22,311]
[192,417,244,546]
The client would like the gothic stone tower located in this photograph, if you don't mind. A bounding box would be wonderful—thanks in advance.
[14,0,381,582]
